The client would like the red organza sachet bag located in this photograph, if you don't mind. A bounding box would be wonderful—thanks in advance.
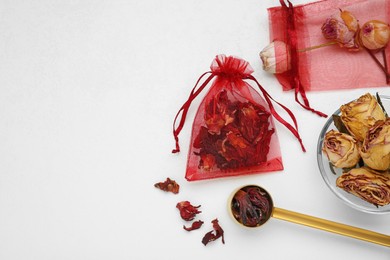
[172,55,305,181]
[266,0,390,116]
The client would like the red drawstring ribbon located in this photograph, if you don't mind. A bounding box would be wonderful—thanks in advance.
[280,0,327,118]
[172,71,306,154]
[245,74,306,152]
[172,71,215,153]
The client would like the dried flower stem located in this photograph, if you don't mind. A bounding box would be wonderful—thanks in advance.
[382,49,390,84]
[297,41,338,52]
[364,47,390,84]
[298,41,390,84]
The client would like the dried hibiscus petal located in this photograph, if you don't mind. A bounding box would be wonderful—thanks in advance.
[154,178,180,194]
[201,218,225,246]
[176,201,201,221]
[204,90,236,135]
[231,186,272,227]
[183,220,204,231]
[195,91,275,172]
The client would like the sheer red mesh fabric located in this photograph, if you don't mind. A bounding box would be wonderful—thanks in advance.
[269,0,390,92]
[172,55,305,181]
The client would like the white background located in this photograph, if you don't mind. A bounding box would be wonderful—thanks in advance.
[0,0,389,259]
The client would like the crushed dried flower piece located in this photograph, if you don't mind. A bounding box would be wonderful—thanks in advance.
[183,220,204,231]
[176,201,201,221]
[201,218,225,246]
[154,177,180,194]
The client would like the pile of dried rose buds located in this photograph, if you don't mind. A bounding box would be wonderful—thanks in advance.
[322,93,390,206]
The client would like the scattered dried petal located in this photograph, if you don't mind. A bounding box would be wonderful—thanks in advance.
[201,218,225,246]
[183,220,204,231]
[154,178,180,194]
[176,201,201,221]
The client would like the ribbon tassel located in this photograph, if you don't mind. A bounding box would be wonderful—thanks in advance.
[172,72,215,153]
[280,0,327,118]
[246,74,306,152]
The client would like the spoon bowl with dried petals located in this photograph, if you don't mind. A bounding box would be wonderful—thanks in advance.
[228,184,390,247]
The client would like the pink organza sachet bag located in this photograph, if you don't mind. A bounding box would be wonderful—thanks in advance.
[265,0,390,115]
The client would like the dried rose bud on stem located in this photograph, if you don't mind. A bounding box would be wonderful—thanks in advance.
[321,10,360,50]
[360,20,390,50]
[260,10,390,84]
[259,40,291,74]
[359,20,390,83]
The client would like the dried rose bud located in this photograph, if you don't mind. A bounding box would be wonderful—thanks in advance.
[321,10,360,50]
[340,93,386,141]
[360,118,390,171]
[336,167,390,206]
[360,20,390,50]
[176,201,201,221]
[183,220,204,231]
[259,40,291,74]
[322,130,361,168]
[201,218,225,246]
[154,177,180,194]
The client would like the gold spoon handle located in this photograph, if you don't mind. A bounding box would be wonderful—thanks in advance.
[272,207,390,247]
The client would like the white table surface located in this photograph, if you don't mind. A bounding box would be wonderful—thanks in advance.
[0,0,389,259]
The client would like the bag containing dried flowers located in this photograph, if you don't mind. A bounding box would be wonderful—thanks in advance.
[172,55,305,181]
[262,0,390,116]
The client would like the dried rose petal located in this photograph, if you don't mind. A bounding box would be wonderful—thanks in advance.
[201,218,225,246]
[176,201,201,221]
[183,220,204,231]
[154,178,180,194]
